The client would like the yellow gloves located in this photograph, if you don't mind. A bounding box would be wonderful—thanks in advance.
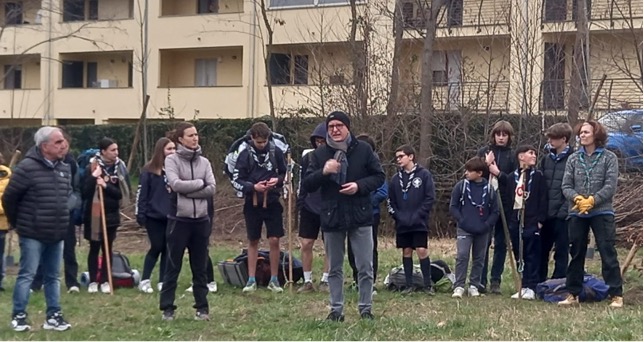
[572,195,595,215]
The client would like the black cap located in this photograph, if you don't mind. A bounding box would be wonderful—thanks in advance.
[326,111,351,130]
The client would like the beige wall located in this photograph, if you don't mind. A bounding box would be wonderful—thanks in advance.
[98,0,132,19]
[161,0,243,16]
[0,54,40,89]
[160,47,243,87]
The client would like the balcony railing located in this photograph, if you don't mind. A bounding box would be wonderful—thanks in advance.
[542,0,643,24]
[403,0,510,31]
[399,80,510,113]
[540,77,642,112]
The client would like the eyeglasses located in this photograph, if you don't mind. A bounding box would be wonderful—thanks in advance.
[395,154,407,160]
[328,123,345,131]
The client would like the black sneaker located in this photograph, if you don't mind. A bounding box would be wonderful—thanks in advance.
[420,286,435,296]
[490,282,501,295]
[325,311,345,322]
[360,311,375,320]
[195,310,210,321]
[400,286,415,295]
[162,309,175,321]
[43,312,71,331]
[11,313,31,332]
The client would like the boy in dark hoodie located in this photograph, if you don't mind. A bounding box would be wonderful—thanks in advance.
[478,120,516,294]
[449,157,499,298]
[296,122,330,293]
[538,123,573,281]
[387,145,435,294]
[490,145,546,300]
[232,122,287,293]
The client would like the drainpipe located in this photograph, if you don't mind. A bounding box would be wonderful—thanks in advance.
[142,0,149,161]
[249,0,257,118]
[45,0,54,124]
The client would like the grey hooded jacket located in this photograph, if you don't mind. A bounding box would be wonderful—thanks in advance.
[165,144,216,220]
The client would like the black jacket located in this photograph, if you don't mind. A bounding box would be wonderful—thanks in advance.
[477,145,516,210]
[539,147,573,220]
[302,137,385,232]
[387,165,435,234]
[82,163,123,238]
[136,170,171,224]
[1,146,72,243]
[449,179,500,235]
[499,167,548,228]
[232,143,287,206]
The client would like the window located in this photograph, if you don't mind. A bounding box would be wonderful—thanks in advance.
[268,53,308,85]
[542,43,565,110]
[63,0,85,22]
[543,0,567,22]
[431,52,448,86]
[572,0,592,21]
[62,61,84,88]
[195,59,217,87]
[89,0,98,20]
[198,0,219,13]
[3,65,22,89]
[86,62,97,87]
[4,2,23,25]
[446,0,463,27]
[128,62,133,87]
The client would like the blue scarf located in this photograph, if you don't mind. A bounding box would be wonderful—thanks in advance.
[545,143,570,162]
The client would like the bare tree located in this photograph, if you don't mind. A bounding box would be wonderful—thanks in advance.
[567,0,590,124]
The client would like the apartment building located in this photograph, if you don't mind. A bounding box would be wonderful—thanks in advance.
[0,0,641,125]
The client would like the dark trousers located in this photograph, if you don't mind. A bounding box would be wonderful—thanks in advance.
[481,214,507,287]
[206,255,214,283]
[567,215,623,297]
[142,217,167,282]
[160,219,210,312]
[348,214,380,283]
[510,223,541,290]
[539,218,569,281]
[33,221,80,290]
[88,228,117,283]
[0,231,5,288]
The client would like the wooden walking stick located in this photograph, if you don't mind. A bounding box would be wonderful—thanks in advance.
[621,240,641,277]
[285,150,294,292]
[490,176,522,297]
[97,185,114,295]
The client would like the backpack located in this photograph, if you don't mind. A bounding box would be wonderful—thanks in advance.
[231,249,303,286]
[80,252,140,289]
[383,260,455,292]
[73,148,100,225]
[536,274,610,303]
[223,131,289,198]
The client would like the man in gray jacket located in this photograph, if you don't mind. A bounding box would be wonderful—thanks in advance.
[2,126,73,332]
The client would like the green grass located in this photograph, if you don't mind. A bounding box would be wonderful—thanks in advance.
[0,239,641,340]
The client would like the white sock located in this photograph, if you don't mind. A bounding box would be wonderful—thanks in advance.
[321,273,329,282]
[304,271,312,283]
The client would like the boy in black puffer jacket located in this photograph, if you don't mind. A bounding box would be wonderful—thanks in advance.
[449,157,499,298]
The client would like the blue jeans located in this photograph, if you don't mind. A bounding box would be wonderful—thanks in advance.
[12,237,63,316]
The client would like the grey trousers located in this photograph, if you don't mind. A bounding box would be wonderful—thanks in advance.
[324,226,373,315]
[454,228,489,289]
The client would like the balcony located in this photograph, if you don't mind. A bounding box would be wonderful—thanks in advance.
[60,51,133,89]
[152,87,246,119]
[542,0,643,32]
[53,87,139,120]
[159,47,243,89]
[160,0,243,16]
[398,81,510,113]
[62,0,133,22]
[403,0,511,37]
[540,78,642,112]
[0,89,45,120]
[0,54,40,90]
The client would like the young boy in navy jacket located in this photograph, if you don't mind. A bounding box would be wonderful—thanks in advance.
[490,145,547,299]
[232,122,287,293]
[449,157,499,298]
[387,145,435,294]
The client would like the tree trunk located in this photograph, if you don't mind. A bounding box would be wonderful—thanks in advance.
[383,0,405,157]
[259,0,278,131]
[349,0,367,118]
[567,0,589,125]
[418,1,443,166]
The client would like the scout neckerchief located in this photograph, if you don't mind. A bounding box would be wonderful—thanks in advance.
[249,144,273,171]
[398,163,417,200]
[579,148,603,192]
[464,179,488,217]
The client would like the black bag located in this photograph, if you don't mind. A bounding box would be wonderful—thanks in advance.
[384,259,453,291]
[226,249,303,286]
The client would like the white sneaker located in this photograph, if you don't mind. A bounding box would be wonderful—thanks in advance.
[452,287,465,298]
[67,286,80,294]
[139,279,153,294]
[468,285,480,297]
[100,282,111,294]
[186,284,193,292]
[88,282,98,293]
[511,288,532,299]
[522,288,535,300]
[208,281,217,293]
[157,282,163,292]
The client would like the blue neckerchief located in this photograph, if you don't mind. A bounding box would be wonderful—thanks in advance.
[545,144,570,162]
[514,168,535,199]
[398,163,417,201]
[464,179,488,215]
[579,147,604,191]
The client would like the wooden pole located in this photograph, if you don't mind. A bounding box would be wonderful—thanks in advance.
[286,151,294,292]
[621,240,641,277]
[98,185,114,295]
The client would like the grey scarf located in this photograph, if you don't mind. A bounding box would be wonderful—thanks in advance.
[326,134,351,185]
